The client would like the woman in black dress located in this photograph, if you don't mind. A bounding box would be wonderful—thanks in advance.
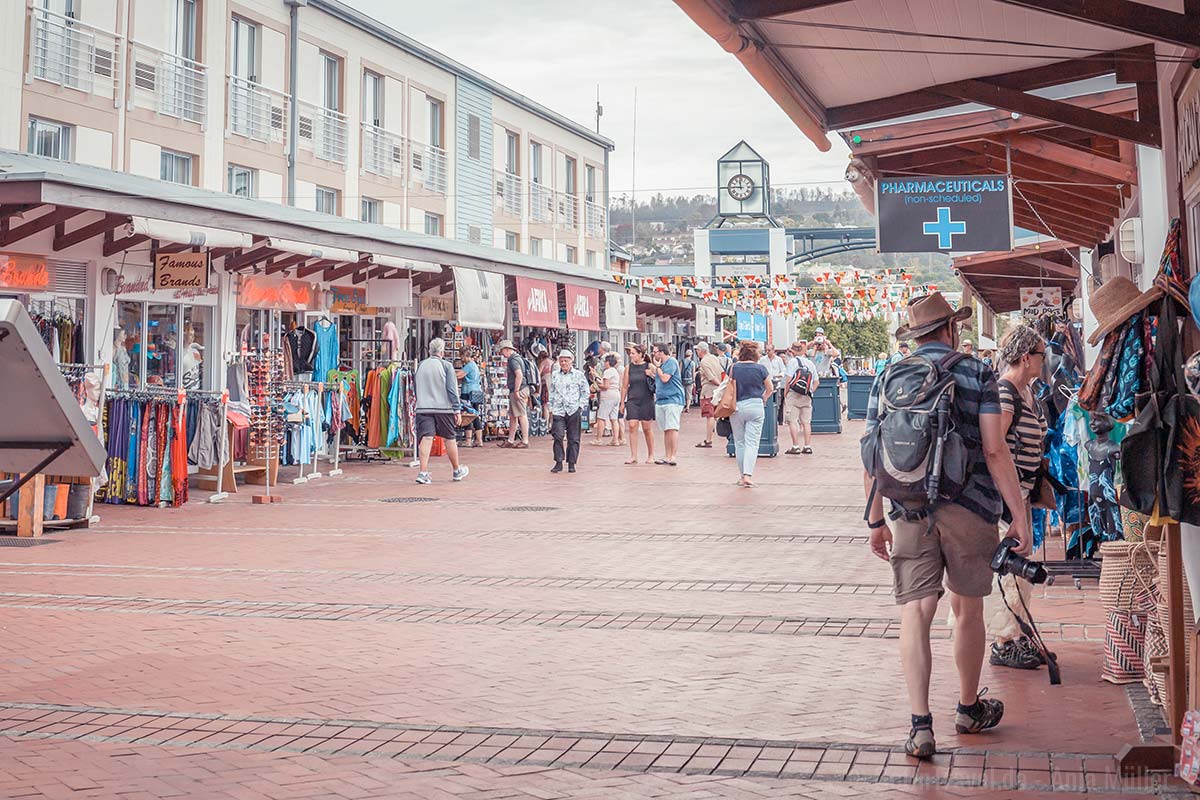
[621,342,656,464]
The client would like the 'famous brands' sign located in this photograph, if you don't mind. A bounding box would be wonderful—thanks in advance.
[154,251,209,291]
[516,277,559,328]
[876,175,1012,253]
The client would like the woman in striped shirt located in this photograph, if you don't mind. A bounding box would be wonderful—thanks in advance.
[989,324,1049,670]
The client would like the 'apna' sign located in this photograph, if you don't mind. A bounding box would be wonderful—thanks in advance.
[876,175,1012,254]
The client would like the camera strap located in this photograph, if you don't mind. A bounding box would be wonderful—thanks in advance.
[997,577,1061,686]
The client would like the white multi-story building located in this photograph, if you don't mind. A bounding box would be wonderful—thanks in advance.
[3,0,611,264]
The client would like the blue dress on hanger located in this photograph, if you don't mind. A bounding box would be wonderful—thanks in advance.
[312,319,339,380]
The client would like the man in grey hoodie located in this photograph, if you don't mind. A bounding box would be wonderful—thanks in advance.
[414,337,469,485]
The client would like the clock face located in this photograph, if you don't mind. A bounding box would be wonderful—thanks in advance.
[727,173,755,201]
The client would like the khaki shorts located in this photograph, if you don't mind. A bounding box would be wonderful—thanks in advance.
[889,502,999,605]
[783,391,813,425]
[509,387,529,417]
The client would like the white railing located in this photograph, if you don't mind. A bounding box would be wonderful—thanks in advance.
[227,75,287,144]
[585,200,605,238]
[297,100,347,166]
[529,181,554,223]
[29,7,121,99]
[129,41,207,125]
[557,192,579,230]
[494,170,523,217]
[409,141,447,194]
[361,122,404,178]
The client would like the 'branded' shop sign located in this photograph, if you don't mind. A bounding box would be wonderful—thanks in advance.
[875,175,1013,253]
[516,277,559,328]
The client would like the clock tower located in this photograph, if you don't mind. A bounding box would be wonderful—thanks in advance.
[717,140,770,218]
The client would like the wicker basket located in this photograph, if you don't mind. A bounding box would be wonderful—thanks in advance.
[1100,541,1139,609]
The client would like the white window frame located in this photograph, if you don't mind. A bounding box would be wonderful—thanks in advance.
[362,69,383,127]
[428,97,444,147]
[565,245,577,264]
[505,231,519,252]
[230,16,258,82]
[27,117,72,161]
[529,141,542,184]
[505,130,519,173]
[160,149,193,185]
[361,197,381,223]
[227,164,257,198]
[424,212,443,236]
[530,237,542,257]
[315,185,339,215]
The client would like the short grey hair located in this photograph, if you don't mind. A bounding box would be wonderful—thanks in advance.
[695,342,709,354]
[429,337,446,357]
[599,341,612,352]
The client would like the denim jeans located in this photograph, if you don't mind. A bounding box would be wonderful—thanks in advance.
[731,398,765,477]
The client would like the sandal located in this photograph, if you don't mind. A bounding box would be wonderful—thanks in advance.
[785,446,802,455]
[624,459,639,465]
[905,715,936,759]
[695,441,712,448]
[497,441,513,448]
[654,459,668,465]
[801,446,813,454]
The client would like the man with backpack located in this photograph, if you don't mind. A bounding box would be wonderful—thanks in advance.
[861,293,1029,760]
[498,339,531,449]
[783,341,818,455]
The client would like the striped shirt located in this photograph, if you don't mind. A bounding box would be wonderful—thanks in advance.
[865,342,1003,524]
[999,380,1046,495]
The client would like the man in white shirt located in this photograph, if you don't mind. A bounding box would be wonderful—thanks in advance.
[783,340,819,455]
[758,346,787,389]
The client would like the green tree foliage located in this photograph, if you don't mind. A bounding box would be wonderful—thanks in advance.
[796,318,891,359]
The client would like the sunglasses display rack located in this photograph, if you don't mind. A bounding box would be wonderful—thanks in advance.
[246,348,285,504]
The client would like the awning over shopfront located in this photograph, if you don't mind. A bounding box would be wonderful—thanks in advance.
[953,239,1079,313]
[675,1,1169,151]
[565,285,600,331]
[367,254,441,274]
[452,267,506,330]
[515,277,559,328]
[604,290,638,331]
[130,217,253,250]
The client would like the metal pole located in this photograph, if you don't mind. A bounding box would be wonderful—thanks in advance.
[283,0,307,207]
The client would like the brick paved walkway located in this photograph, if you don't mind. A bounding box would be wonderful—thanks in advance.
[0,416,1178,798]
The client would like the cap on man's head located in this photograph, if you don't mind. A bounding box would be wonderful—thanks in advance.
[814,327,825,334]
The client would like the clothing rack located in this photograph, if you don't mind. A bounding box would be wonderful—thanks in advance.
[278,379,335,483]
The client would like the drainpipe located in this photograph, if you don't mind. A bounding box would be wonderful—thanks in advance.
[603,148,611,271]
[284,0,308,206]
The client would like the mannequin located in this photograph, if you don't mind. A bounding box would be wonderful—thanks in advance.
[180,325,203,390]
[113,330,131,389]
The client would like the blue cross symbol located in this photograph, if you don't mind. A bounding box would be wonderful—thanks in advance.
[922,206,967,249]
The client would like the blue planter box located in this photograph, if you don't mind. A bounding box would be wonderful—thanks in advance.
[847,375,875,420]
[811,382,842,434]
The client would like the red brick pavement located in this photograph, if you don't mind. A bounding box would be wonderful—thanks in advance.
[0,416,1174,797]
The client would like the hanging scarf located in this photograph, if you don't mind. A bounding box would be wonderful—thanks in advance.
[1078,329,1120,411]
[1105,313,1144,420]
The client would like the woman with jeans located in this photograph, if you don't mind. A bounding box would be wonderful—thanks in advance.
[730,341,772,487]
[459,348,485,447]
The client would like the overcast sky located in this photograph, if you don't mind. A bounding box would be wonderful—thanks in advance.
[346,0,851,202]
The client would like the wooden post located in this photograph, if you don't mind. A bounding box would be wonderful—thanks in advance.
[1167,522,1189,742]
[15,473,45,538]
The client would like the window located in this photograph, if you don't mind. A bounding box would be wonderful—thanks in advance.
[529,141,542,183]
[505,130,519,173]
[315,186,339,215]
[586,165,596,202]
[321,52,341,111]
[160,149,193,184]
[170,0,198,61]
[530,237,542,257]
[27,117,72,161]
[227,164,256,198]
[468,114,481,160]
[586,249,597,268]
[428,97,443,147]
[424,212,443,236]
[505,231,519,252]
[230,16,258,81]
[564,156,577,195]
[361,197,381,223]
[362,70,383,127]
[565,245,577,264]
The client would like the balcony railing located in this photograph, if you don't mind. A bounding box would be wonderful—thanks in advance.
[409,141,447,194]
[29,7,121,100]
[361,122,404,178]
[129,41,207,125]
[585,200,605,238]
[494,170,523,217]
[297,101,348,166]
[556,192,579,230]
[529,181,553,224]
[227,76,287,144]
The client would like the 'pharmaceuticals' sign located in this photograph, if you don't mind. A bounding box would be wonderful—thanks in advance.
[876,175,1013,253]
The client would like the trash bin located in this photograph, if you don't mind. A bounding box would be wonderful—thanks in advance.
[811,382,843,433]
[725,393,780,458]
[846,375,875,420]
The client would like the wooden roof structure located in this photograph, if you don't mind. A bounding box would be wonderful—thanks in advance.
[954,239,1080,312]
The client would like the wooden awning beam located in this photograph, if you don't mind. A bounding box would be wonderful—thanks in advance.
[0,207,85,248]
[102,229,150,257]
[53,213,127,251]
[264,254,310,275]
[994,0,1200,50]
[730,0,852,18]
[955,240,1075,268]
[228,245,280,272]
[1002,133,1136,184]
[296,259,338,279]
[323,260,371,281]
[933,79,1160,147]
[1010,256,1080,279]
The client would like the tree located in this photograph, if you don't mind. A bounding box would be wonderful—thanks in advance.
[797,318,890,359]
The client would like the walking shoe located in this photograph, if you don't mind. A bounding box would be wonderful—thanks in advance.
[801,446,813,454]
[905,714,936,759]
[551,462,563,473]
[568,464,576,473]
[452,466,469,482]
[1017,635,1052,666]
[990,640,1041,670]
[415,472,432,484]
[955,689,1004,734]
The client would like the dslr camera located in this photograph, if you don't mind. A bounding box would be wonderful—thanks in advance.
[991,537,1052,585]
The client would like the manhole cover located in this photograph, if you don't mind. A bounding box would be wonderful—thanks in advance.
[379,497,439,504]
[0,537,61,547]
[498,506,559,512]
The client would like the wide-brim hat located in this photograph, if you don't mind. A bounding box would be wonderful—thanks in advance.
[497,339,515,351]
[1086,276,1162,345]
[557,349,574,359]
[894,292,972,340]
